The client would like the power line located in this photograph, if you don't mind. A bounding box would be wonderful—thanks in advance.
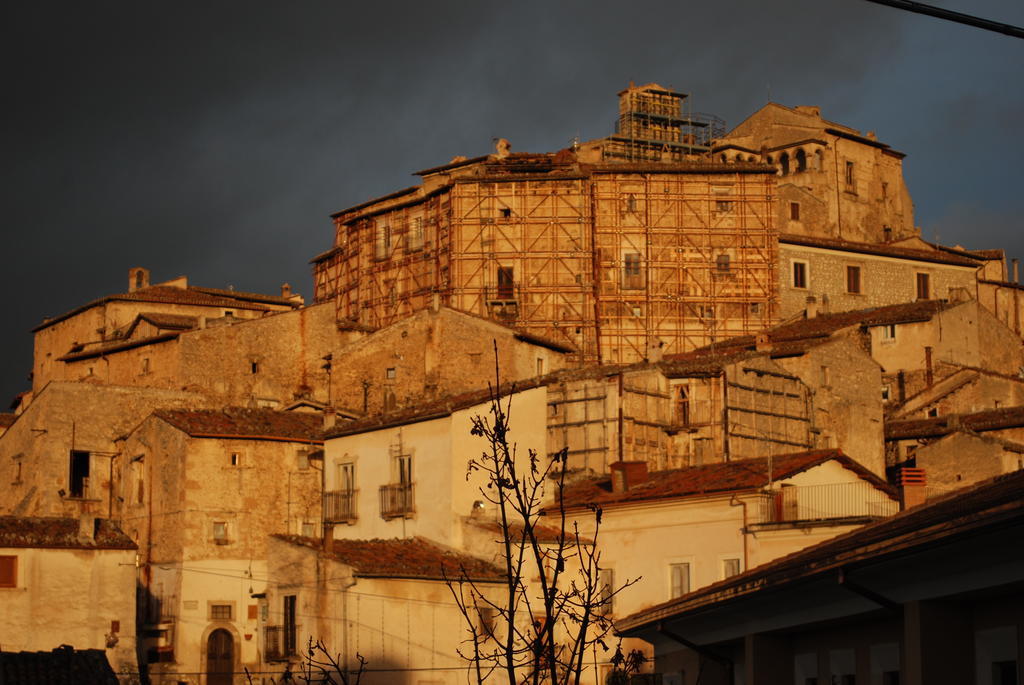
[860,0,1024,38]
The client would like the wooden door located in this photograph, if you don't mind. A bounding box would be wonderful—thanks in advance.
[207,628,233,685]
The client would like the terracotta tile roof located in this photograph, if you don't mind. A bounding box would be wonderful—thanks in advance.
[885,405,1024,440]
[0,646,119,685]
[558,450,894,510]
[153,407,324,443]
[275,535,505,581]
[58,332,181,362]
[780,233,982,267]
[35,283,298,332]
[0,413,16,428]
[135,312,199,330]
[0,517,136,550]
[617,469,1024,633]
[467,519,593,546]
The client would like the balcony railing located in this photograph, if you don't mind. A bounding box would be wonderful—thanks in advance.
[265,624,299,661]
[323,490,357,523]
[753,481,898,525]
[380,483,414,519]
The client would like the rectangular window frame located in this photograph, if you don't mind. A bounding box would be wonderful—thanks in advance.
[208,602,234,621]
[213,521,229,545]
[69,450,90,499]
[789,202,800,221]
[916,272,930,300]
[622,253,643,290]
[0,555,16,588]
[846,265,862,294]
[669,562,691,598]
[791,260,808,289]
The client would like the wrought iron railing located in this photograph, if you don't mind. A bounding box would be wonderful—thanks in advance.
[265,624,298,661]
[323,490,357,523]
[380,483,414,519]
[753,481,897,524]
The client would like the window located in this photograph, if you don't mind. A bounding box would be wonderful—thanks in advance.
[883,226,892,241]
[622,253,643,290]
[476,606,497,639]
[916,272,930,300]
[881,385,891,401]
[795,149,807,172]
[251,361,259,374]
[408,217,425,252]
[397,454,412,486]
[881,324,897,342]
[229,452,240,467]
[296,450,309,471]
[780,152,790,175]
[141,357,150,374]
[715,200,733,213]
[792,261,808,289]
[845,161,855,186]
[499,207,511,219]
[385,367,396,380]
[820,365,831,387]
[598,568,615,615]
[283,595,297,656]
[536,357,545,376]
[675,386,690,426]
[0,556,16,588]
[716,254,730,273]
[722,558,741,578]
[69,450,90,498]
[790,202,800,221]
[625,194,637,212]
[338,462,356,493]
[846,265,862,294]
[213,522,228,544]
[210,603,233,620]
[374,221,392,260]
[497,266,515,299]
[301,522,315,537]
[669,563,690,598]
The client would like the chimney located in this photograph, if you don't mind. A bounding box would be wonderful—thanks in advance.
[755,332,772,352]
[924,346,934,388]
[128,267,150,293]
[610,461,648,493]
[805,295,818,318]
[899,467,927,510]
[281,283,292,298]
[323,407,337,432]
[78,514,98,543]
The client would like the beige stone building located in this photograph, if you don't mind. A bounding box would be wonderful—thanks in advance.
[116,407,323,684]
[715,102,916,245]
[0,516,138,679]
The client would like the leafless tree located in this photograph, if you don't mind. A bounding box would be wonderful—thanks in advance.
[246,639,366,685]
[446,351,640,685]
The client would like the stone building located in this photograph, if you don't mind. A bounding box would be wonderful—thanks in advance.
[313,84,779,366]
[0,516,138,680]
[116,407,323,684]
[715,102,916,245]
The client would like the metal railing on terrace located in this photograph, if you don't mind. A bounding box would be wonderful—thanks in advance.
[323,490,357,523]
[380,483,414,519]
[753,481,897,525]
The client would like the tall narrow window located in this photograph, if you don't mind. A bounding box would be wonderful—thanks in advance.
[407,217,425,252]
[675,386,690,426]
[497,266,515,299]
[670,563,690,598]
[283,595,297,656]
[792,261,808,289]
[780,152,790,175]
[722,558,741,578]
[846,265,862,294]
[916,273,930,300]
[622,253,642,290]
[69,451,90,498]
[213,522,228,544]
[795,149,807,172]
[790,202,800,221]
[338,462,356,493]
[374,222,392,260]
[845,161,855,187]
[599,568,615,615]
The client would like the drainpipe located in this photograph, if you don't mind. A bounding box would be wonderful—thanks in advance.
[617,372,625,463]
[729,495,750,571]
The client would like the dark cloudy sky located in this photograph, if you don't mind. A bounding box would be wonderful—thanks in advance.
[2,1,1022,404]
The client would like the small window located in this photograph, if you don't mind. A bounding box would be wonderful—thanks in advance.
[881,385,891,401]
[141,358,150,375]
[846,265,862,294]
[883,226,893,241]
[670,562,690,598]
[716,254,730,272]
[210,604,233,620]
[407,217,425,252]
[927,407,938,418]
[476,606,497,639]
[820,365,831,387]
[715,200,732,213]
[916,272,930,300]
[792,261,808,289]
[536,358,545,376]
[500,207,511,219]
[385,367,396,380]
[497,266,515,299]
[622,253,643,290]
[213,522,228,544]
[790,202,800,221]
[625,195,637,212]
[0,556,16,588]
[845,161,855,186]
[722,558,741,578]
[599,568,615,615]
[750,302,761,315]
[881,324,897,341]
[675,386,690,426]
[229,452,240,467]
[251,361,259,374]
[69,450,90,498]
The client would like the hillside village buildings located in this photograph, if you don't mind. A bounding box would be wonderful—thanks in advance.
[1,83,1022,684]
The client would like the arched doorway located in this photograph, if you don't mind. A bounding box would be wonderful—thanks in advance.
[207,628,234,685]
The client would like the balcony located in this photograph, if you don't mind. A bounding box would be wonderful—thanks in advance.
[752,481,898,526]
[323,490,357,524]
[265,625,299,662]
[380,483,414,519]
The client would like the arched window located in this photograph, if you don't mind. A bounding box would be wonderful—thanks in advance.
[795,149,807,172]
[780,152,790,175]
[721,153,728,162]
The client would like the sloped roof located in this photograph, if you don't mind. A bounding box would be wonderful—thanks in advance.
[35,283,299,331]
[0,646,119,685]
[134,312,199,331]
[153,407,324,444]
[0,413,16,428]
[780,233,982,267]
[274,535,505,582]
[558,450,894,510]
[885,405,1024,440]
[617,469,1024,634]
[0,517,136,550]
[467,519,593,546]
